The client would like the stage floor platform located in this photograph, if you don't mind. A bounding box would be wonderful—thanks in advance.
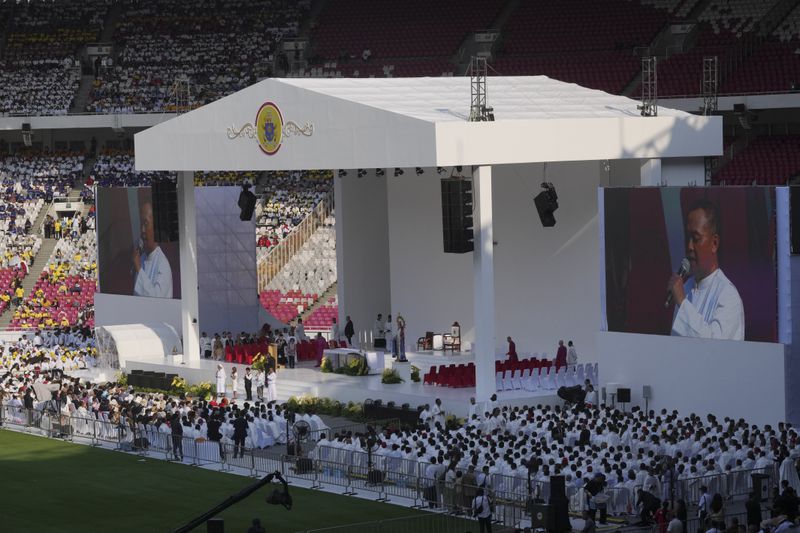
[123,350,560,418]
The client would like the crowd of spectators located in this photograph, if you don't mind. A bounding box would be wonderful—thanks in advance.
[310,400,800,521]
[1,152,83,201]
[0,334,333,454]
[256,170,332,252]
[86,0,308,113]
[9,223,96,330]
[0,1,107,116]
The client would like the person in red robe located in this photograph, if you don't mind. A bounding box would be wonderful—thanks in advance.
[314,333,327,367]
[555,340,567,369]
[506,336,518,363]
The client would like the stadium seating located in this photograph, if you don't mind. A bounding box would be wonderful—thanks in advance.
[9,230,97,330]
[255,170,332,253]
[304,296,339,330]
[311,0,506,61]
[493,0,669,94]
[86,0,308,113]
[0,1,103,115]
[713,135,800,185]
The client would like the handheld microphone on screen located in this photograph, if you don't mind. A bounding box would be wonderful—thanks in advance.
[664,258,691,308]
[130,238,144,275]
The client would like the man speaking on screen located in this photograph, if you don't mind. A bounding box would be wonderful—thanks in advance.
[669,200,744,340]
[132,199,173,298]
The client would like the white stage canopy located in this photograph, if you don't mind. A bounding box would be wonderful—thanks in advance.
[135,76,721,171]
[95,323,182,369]
[132,75,724,404]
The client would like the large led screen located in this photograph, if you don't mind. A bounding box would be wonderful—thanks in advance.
[97,187,181,299]
[603,187,776,342]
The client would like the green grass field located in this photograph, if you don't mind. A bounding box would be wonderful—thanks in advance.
[0,430,421,533]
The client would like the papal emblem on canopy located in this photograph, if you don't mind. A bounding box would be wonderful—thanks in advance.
[256,102,283,155]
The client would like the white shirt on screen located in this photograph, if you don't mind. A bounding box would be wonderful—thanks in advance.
[671,268,744,341]
[134,246,173,298]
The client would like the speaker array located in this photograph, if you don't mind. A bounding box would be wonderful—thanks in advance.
[441,178,473,253]
[151,179,179,242]
[127,369,179,391]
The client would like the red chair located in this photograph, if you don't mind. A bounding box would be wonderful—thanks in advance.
[423,366,437,385]
[225,345,234,363]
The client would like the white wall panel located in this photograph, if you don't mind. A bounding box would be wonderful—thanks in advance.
[598,331,786,425]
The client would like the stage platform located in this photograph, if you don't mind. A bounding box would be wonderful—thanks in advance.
[123,350,560,418]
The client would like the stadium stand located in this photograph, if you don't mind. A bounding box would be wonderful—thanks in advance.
[311,0,506,61]
[712,134,800,185]
[492,0,669,94]
[87,0,309,113]
[260,221,336,324]
[9,227,96,330]
[0,1,105,115]
[304,295,339,330]
[256,170,332,252]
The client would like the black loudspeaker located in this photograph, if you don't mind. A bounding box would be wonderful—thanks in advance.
[206,518,224,533]
[151,179,179,242]
[534,185,559,227]
[238,187,257,221]
[21,123,31,132]
[733,103,747,114]
[617,388,631,403]
[529,502,555,530]
[441,178,474,253]
[643,385,652,399]
[791,187,800,254]
[549,475,571,532]
[751,473,771,501]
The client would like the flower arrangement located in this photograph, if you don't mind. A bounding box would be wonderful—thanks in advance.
[252,353,268,372]
[381,368,404,384]
[320,356,333,373]
[186,382,215,400]
[333,355,369,376]
[410,365,420,382]
[171,376,187,394]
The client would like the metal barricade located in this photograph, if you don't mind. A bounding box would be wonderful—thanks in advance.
[313,457,354,494]
[297,511,479,533]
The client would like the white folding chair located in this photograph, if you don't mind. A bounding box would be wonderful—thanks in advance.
[556,366,568,387]
[502,370,515,391]
[566,365,577,386]
[576,363,585,384]
[586,363,596,384]
[550,367,560,390]
[495,371,504,391]
[520,368,531,390]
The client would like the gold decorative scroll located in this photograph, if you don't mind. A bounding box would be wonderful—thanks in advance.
[227,123,256,139]
[283,121,314,137]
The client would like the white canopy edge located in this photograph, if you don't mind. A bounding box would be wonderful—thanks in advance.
[135,76,722,172]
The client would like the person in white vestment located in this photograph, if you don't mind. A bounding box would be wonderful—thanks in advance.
[255,369,265,400]
[230,367,239,400]
[132,199,173,298]
[779,455,800,494]
[266,368,277,403]
[215,364,226,399]
[670,200,744,340]
[329,318,341,344]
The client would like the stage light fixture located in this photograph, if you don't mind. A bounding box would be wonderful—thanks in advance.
[394,168,404,177]
[238,183,257,221]
[357,169,367,178]
[375,168,385,177]
[338,169,347,178]
[437,167,447,175]
[415,167,424,175]
[456,166,462,173]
